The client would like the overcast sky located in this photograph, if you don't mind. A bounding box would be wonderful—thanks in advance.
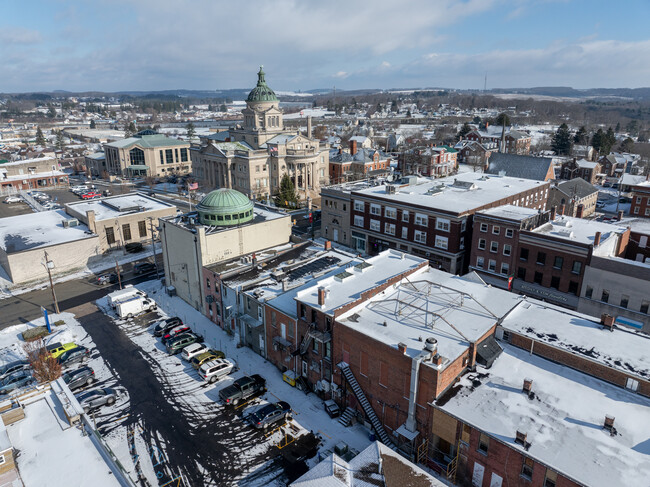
[2,0,649,93]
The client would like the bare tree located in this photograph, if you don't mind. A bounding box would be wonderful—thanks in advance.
[23,338,62,384]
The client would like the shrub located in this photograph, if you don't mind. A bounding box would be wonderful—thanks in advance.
[22,327,49,341]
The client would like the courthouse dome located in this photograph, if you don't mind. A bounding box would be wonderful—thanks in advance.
[196,188,254,226]
[246,66,278,103]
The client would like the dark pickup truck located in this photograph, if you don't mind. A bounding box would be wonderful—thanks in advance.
[219,374,266,406]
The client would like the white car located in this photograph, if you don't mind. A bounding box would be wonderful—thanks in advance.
[198,358,237,384]
[181,342,209,362]
[4,196,21,204]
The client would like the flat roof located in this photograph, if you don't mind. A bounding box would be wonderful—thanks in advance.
[296,250,428,316]
[479,204,541,221]
[6,396,120,487]
[67,192,175,221]
[337,268,522,369]
[0,210,95,253]
[170,204,288,233]
[619,217,650,235]
[0,156,56,167]
[436,344,650,487]
[351,173,548,215]
[531,215,626,255]
[501,299,650,380]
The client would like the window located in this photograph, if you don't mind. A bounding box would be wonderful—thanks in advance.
[385,207,397,219]
[478,433,489,454]
[585,286,593,299]
[503,244,511,256]
[601,289,610,303]
[460,236,465,250]
[505,228,514,238]
[402,210,410,222]
[312,339,319,354]
[414,230,427,243]
[354,200,364,211]
[517,267,526,279]
[620,295,629,309]
[520,248,529,261]
[490,241,498,253]
[370,204,381,216]
[568,281,579,295]
[159,150,164,164]
[300,304,306,319]
[550,276,560,289]
[572,261,582,274]
[401,227,408,239]
[476,256,484,269]
[461,219,467,232]
[492,225,500,235]
[534,271,543,284]
[354,215,364,227]
[641,301,649,314]
[106,227,115,245]
[138,220,147,238]
[480,223,488,232]
[637,196,642,204]
[553,256,563,269]
[180,148,188,162]
[165,149,173,164]
[488,259,496,271]
[370,219,380,231]
[415,213,428,226]
[385,223,396,235]
[478,238,486,250]
[521,457,534,479]
[435,236,448,249]
[501,262,509,275]
[536,252,546,265]
[436,218,450,232]
[122,223,132,241]
[626,377,639,392]
[544,469,558,487]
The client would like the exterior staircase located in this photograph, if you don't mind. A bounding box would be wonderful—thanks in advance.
[338,362,395,447]
[299,324,315,355]
[338,407,356,427]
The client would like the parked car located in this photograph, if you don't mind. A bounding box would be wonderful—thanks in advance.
[166,333,204,355]
[190,350,226,370]
[4,196,21,204]
[181,343,209,362]
[97,274,111,285]
[198,358,236,384]
[0,360,31,381]
[47,342,78,359]
[161,326,191,345]
[0,371,35,395]
[109,272,124,284]
[596,201,606,209]
[125,242,144,253]
[62,366,95,391]
[81,192,101,199]
[152,317,183,337]
[57,346,90,368]
[133,262,156,275]
[74,388,117,413]
[323,399,341,418]
[219,374,266,406]
[247,401,291,429]
[102,190,112,197]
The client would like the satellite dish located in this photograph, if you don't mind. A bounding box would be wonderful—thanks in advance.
[386,175,394,182]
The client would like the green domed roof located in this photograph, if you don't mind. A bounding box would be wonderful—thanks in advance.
[196,188,254,226]
[246,66,278,103]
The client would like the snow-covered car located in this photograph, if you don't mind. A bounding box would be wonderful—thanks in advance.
[74,387,117,413]
[0,371,35,395]
[3,196,21,204]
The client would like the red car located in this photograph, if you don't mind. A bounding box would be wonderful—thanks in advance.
[161,326,190,344]
[81,192,101,200]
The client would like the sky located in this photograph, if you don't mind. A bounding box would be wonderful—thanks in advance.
[1,0,650,93]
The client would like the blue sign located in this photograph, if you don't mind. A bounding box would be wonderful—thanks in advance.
[41,306,51,333]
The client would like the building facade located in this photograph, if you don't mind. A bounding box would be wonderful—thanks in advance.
[630,181,650,218]
[547,178,598,218]
[398,146,457,178]
[0,157,68,191]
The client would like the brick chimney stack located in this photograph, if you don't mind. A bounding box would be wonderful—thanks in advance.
[317,287,326,306]
[604,415,615,430]
[601,313,615,331]
[550,206,557,221]
[398,342,407,354]
[523,378,533,394]
[324,240,332,251]
[594,231,602,246]
[350,139,358,156]
[576,204,584,218]
[559,204,565,216]
[617,210,624,221]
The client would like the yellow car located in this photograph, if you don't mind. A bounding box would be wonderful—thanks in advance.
[47,342,78,359]
[190,350,225,370]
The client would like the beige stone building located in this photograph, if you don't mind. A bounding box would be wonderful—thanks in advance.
[547,178,598,218]
[192,67,329,202]
[103,132,190,178]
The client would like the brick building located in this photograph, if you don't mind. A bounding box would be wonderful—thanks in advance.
[547,178,599,218]
[560,158,601,185]
[0,157,68,191]
[329,142,392,184]
[343,172,550,273]
[464,128,531,155]
[630,180,650,218]
[598,153,628,177]
[398,145,458,178]
[624,218,650,263]
[453,140,498,168]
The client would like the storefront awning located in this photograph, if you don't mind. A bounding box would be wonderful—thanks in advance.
[128,164,148,170]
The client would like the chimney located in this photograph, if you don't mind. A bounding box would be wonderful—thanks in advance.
[398,342,407,354]
[317,287,326,306]
[601,313,615,331]
[604,415,615,430]
[617,210,624,221]
[523,378,533,394]
[515,430,527,446]
[307,116,312,139]
[594,231,602,247]
[550,206,557,221]
[432,354,443,366]
[576,204,584,218]
[324,240,332,251]
[350,139,358,156]
[559,204,565,216]
[282,278,289,292]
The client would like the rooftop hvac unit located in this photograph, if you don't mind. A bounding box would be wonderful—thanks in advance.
[385,185,397,194]
[62,218,80,228]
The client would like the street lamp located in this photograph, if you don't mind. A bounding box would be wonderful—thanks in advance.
[43,251,60,314]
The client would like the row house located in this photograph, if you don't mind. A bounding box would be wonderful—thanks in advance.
[398,145,458,178]
[630,180,650,218]
[598,153,628,177]
[453,140,498,167]
[464,128,531,155]
[329,142,392,184]
[344,172,549,274]
[560,158,601,185]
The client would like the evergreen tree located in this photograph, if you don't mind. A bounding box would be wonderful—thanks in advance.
[47,106,56,119]
[573,126,587,145]
[274,174,298,208]
[35,126,46,146]
[472,116,481,125]
[186,122,196,141]
[124,121,137,138]
[605,127,616,152]
[495,112,511,127]
[90,119,96,129]
[55,130,65,151]
[551,123,572,156]
[406,109,412,118]
[456,122,471,141]
[615,122,621,133]
[391,100,398,112]
[591,128,605,154]
[619,137,634,153]
[219,104,227,112]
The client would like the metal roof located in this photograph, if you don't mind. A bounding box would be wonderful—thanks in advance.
[486,153,552,181]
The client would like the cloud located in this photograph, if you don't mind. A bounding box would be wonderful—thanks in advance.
[0,27,42,45]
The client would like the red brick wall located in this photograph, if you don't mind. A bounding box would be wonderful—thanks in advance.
[630,188,650,218]
[264,306,298,372]
[201,268,223,328]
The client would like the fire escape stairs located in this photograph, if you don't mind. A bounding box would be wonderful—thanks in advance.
[337,361,395,448]
[299,323,316,355]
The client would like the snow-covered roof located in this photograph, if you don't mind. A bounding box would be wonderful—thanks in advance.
[575,158,598,169]
[351,173,548,215]
[66,193,175,221]
[478,204,540,221]
[336,268,521,368]
[436,344,650,487]
[531,215,626,255]
[620,174,647,187]
[0,210,95,254]
[501,299,650,380]
[296,250,428,316]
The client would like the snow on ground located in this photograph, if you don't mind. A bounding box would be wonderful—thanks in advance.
[283,108,334,119]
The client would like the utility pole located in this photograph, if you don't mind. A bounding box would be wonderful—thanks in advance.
[115,258,122,290]
[43,251,60,314]
[148,217,159,278]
